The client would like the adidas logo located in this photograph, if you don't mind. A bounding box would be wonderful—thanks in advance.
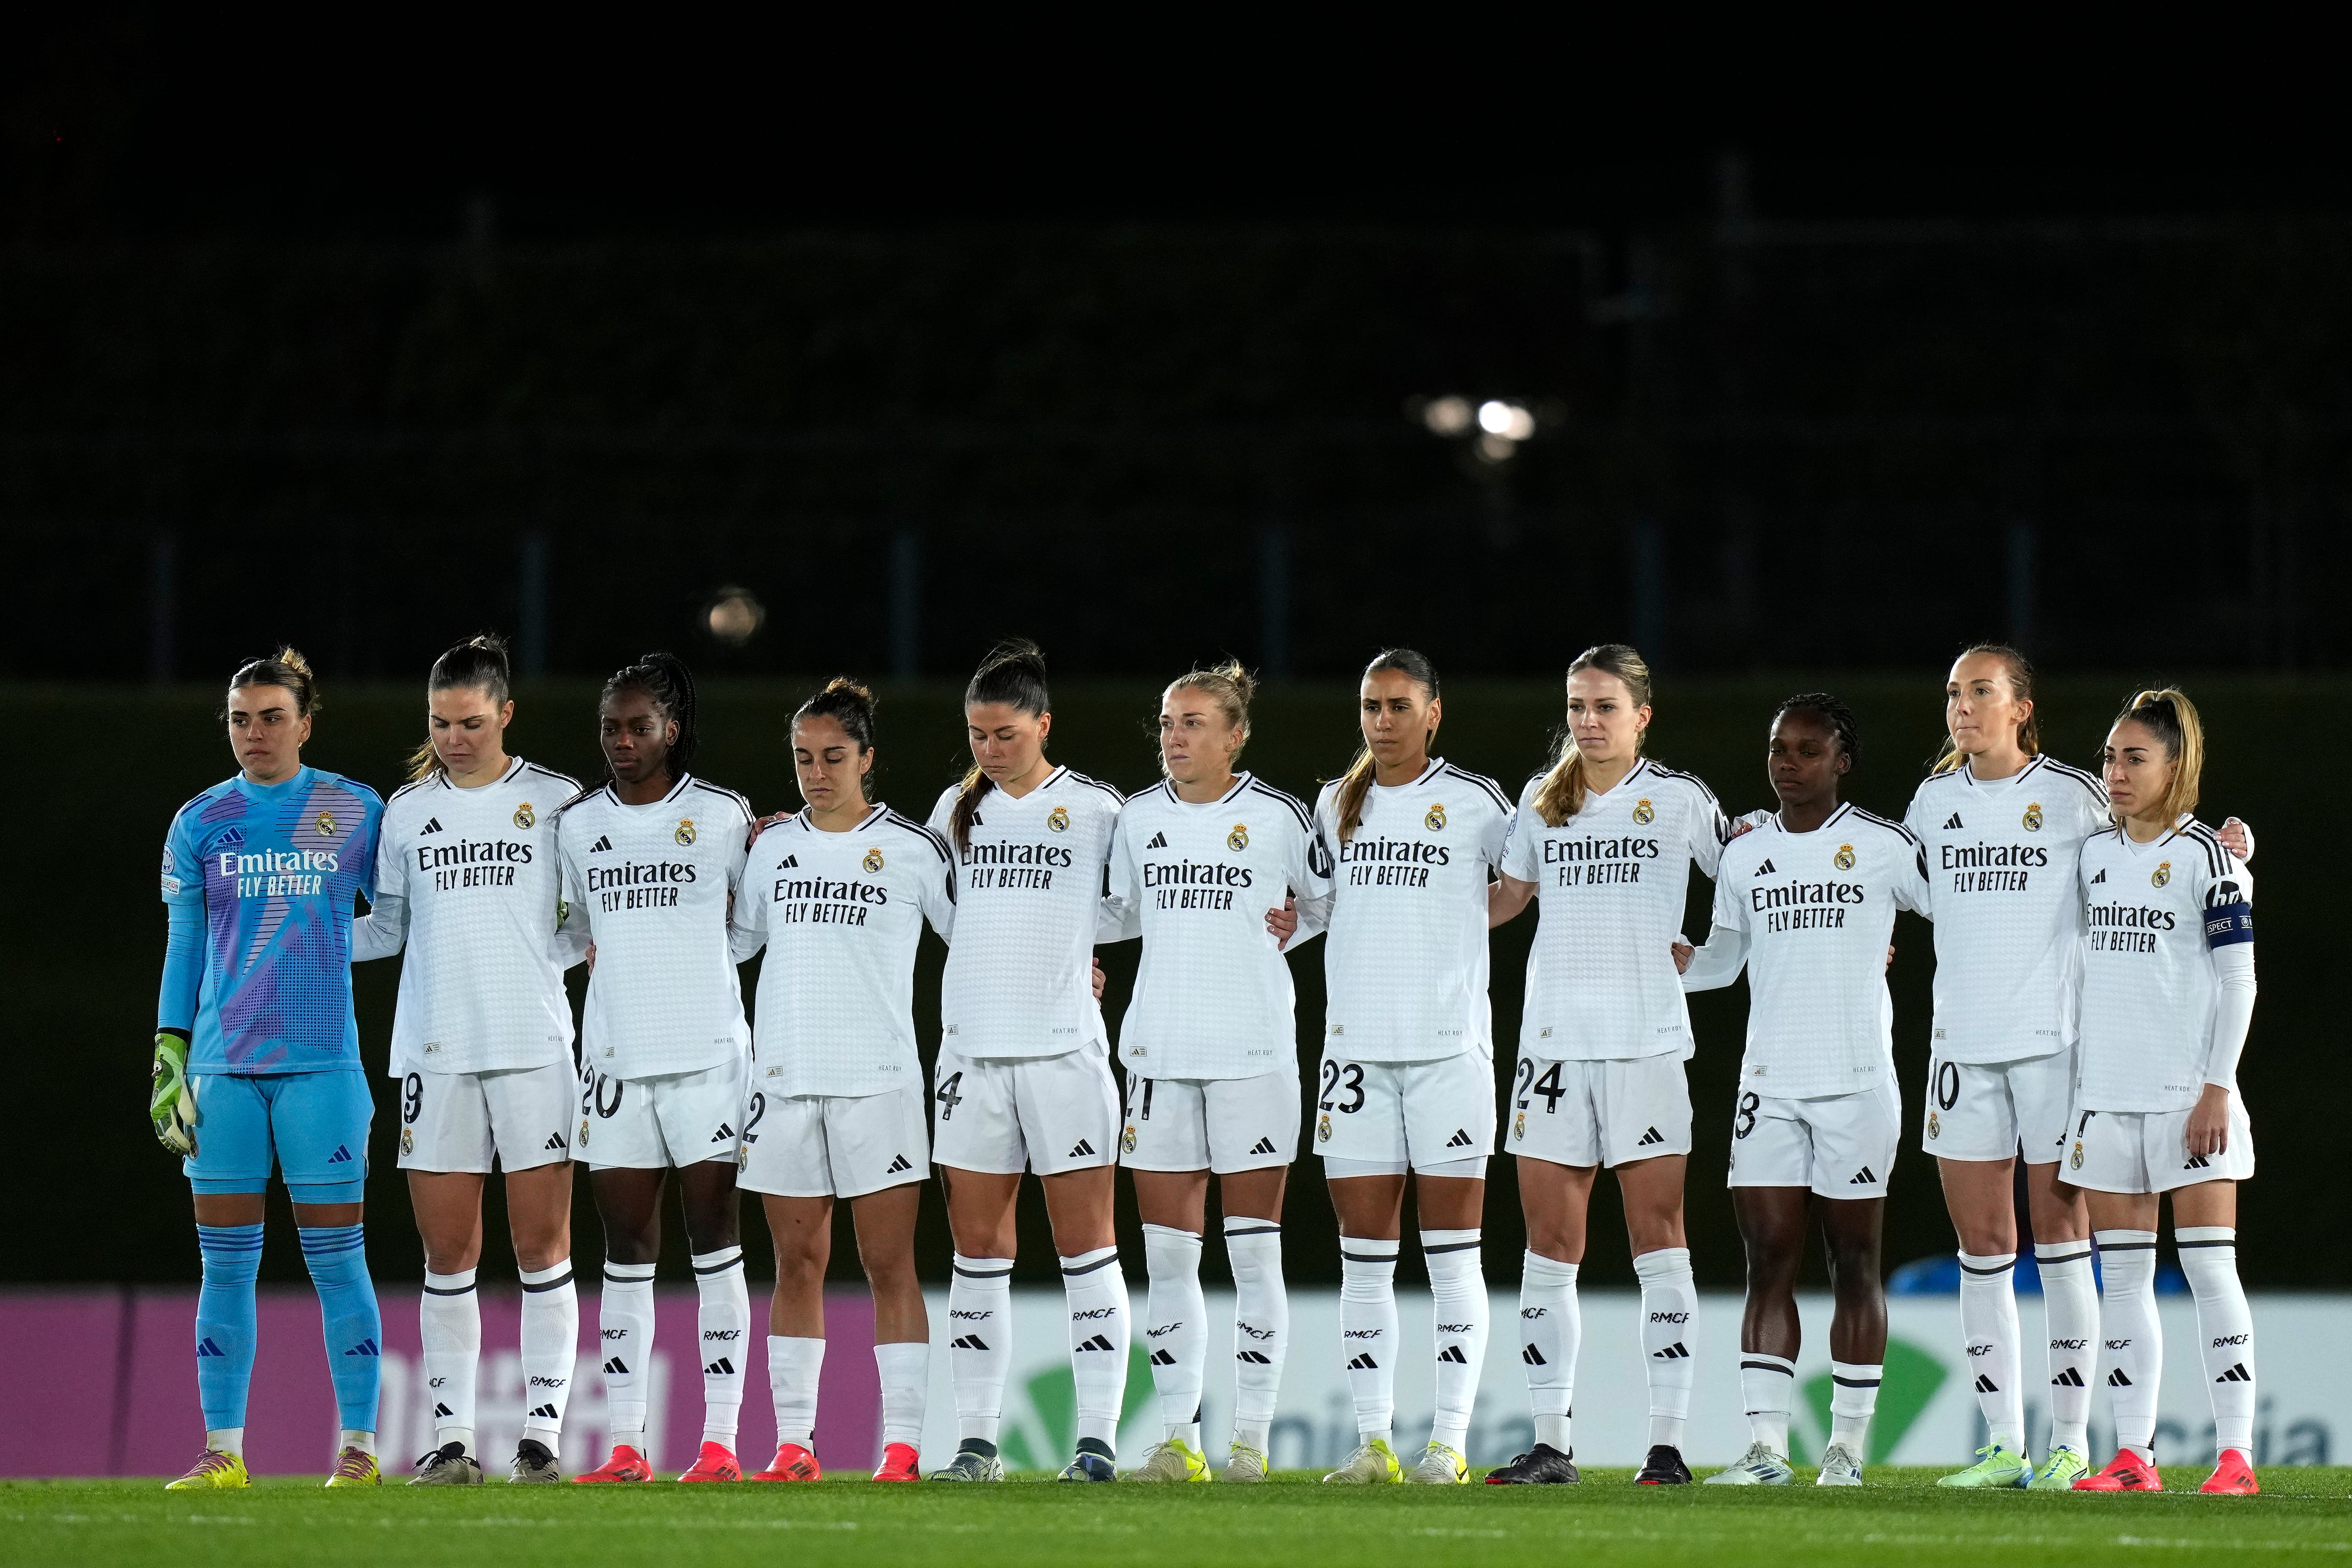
[1146,832,1168,849]
[1437,1345,1469,1364]
[2216,1362,2252,1384]
[1149,1349,1176,1367]
[1076,1334,1117,1353]
[2184,1154,2210,1170]
[1237,1350,1272,1364]
[1521,1344,1546,1366]
[589,835,612,853]
[1652,1341,1690,1361]
[544,1133,567,1151]
[217,827,245,849]
[529,1403,558,1421]
[705,1358,734,1376]
[1347,1353,1379,1371]
[777,854,799,868]
[196,1337,226,1358]
[1974,1374,1999,1394]
[951,1334,990,1351]
[1248,1137,1278,1156]
[1943,813,1963,831]
[885,1154,914,1174]
[2091,868,2106,884]
[1755,859,1776,875]
[344,1337,379,1357]
[603,1357,629,1375]
[327,1145,354,1164]
[420,817,444,835]
[434,1402,453,1417]
[1636,1126,1665,1147]
[2107,1368,2132,1387]
[1068,1139,1096,1158]
[2052,1367,2086,1387]
[711,1123,735,1142]
[1848,1167,1876,1185]
[1444,1128,1474,1148]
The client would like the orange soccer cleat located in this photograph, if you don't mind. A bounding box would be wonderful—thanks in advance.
[678,1441,742,1482]
[872,1442,921,1483]
[573,1445,653,1484]
[752,1442,822,1482]
[2073,1449,2163,1492]
[2199,1449,2260,1495]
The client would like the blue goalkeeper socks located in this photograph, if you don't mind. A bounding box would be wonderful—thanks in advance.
[195,1224,264,1432]
[298,1224,382,1433]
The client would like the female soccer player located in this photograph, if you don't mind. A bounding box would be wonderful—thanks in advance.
[151,648,388,1489]
[926,640,1130,1483]
[555,653,759,1485]
[1482,644,1725,1487]
[1303,648,1514,1487]
[734,679,955,1485]
[1681,693,1929,1487]
[350,635,585,1484]
[1105,661,1328,1483]
[2066,690,2260,1496]
[1904,648,2252,1491]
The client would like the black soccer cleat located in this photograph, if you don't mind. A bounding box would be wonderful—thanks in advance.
[1057,1436,1117,1482]
[1635,1443,1692,1485]
[1484,1443,1580,1484]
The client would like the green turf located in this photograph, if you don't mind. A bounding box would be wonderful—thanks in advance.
[7,1471,2349,1568]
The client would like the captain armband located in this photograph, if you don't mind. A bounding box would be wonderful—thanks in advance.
[2203,900,2254,948]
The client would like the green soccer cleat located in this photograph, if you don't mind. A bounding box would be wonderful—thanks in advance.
[324,1447,381,1487]
[1222,1444,1270,1483]
[1123,1438,1209,1482]
[2028,1445,2091,1490]
[164,1449,247,1490]
[1938,1441,2030,1488]
[1405,1441,1470,1484]
[1323,1436,1403,1484]
[1704,1441,1794,1485]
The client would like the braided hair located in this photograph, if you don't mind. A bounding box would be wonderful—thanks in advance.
[569,651,699,806]
[1772,690,1861,765]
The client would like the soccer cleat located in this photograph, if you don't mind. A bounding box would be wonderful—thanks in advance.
[752,1442,822,1482]
[1057,1438,1117,1482]
[2199,1449,2259,1495]
[1937,1441,2030,1488]
[1815,1442,1863,1486]
[324,1447,381,1487]
[1704,1441,1794,1485]
[1123,1438,1209,1482]
[1323,1437,1403,1484]
[163,1449,248,1490]
[1635,1444,1692,1485]
[1222,1444,1270,1483]
[572,1444,653,1483]
[678,1441,742,1482]
[930,1442,1005,1482]
[1485,1443,1579,1484]
[1405,1441,1470,1484]
[2027,1446,2090,1490]
[406,1441,483,1486]
[509,1439,562,1483]
[2074,1449,2162,1491]
[873,1442,921,1482]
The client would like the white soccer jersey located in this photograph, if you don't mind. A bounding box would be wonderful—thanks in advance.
[1503,757,1727,1062]
[556,773,755,1080]
[363,757,583,1076]
[2074,817,2254,1114]
[1311,758,1511,1064]
[1107,772,1330,1080]
[927,765,1122,1060]
[737,804,957,1098]
[1703,802,1931,1099]
[1905,754,2109,1065]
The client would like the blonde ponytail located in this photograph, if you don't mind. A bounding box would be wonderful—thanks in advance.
[2115,687,2205,823]
[1532,644,1653,827]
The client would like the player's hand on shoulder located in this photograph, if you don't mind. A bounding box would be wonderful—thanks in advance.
[1266,894,1300,950]
[750,810,792,845]
[2218,816,2253,862]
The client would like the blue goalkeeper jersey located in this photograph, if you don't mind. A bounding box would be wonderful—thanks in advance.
[159,766,383,1074]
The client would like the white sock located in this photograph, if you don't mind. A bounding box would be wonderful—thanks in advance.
[2036,1239,2097,1456]
[518,1259,577,1448]
[2177,1226,2255,1457]
[2096,1230,2162,1460]
[206,1428,245,1459]
[874,1340,929,1452]
[341,1429,376,1457]
[1958,1251,2025,1453]
[1518,1250,1579,1453]
[766,1334,823,1451]
[1634,1246,1697,1451]
[1828,1361,1881,1455]
[1063,1245,1131,1450]
[1740,1351,1795,1455]
[948,1255,1013,1444]
[1141,1224,1206,1450]
[598,1261,656,1454]
[420,1267,480,1457]
[1422,1228,1486,1454]
[1224,1217,1287,1455]
[1339,1237,1399,1446]
[691,1246,748,1447]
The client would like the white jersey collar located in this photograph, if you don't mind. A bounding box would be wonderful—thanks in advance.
[1581,757,1652,803]
[1961,754,2043,791]
[1773,800,1854,837]
[798,804,887,835]
[1372,757,1444,792]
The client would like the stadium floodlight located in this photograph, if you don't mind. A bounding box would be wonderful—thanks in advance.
[1422,395,1474,436]
[1478,399,1536,441]
[706,585,766,646]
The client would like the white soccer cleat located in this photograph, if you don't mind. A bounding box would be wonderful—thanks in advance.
[1322,1436,1403,1484]
[1221,1444,1270,1483]
[1703,1441,1795,1485]
[1816,1443,1864,1486]
[1123,1438,1209,1483]
[1404,1441,1470,1484]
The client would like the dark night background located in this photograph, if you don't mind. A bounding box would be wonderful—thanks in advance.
[4,15,2345,1290]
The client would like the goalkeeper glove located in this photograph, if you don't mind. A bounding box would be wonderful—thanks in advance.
[151,1030,199,1156]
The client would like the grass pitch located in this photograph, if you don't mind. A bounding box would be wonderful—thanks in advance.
[8,1470,2349,1568]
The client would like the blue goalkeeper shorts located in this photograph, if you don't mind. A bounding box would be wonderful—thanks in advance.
[183,1068,375,1203]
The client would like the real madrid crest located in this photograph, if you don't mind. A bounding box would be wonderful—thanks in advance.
[1632,798,1656,826]
[2021,802,2042,832]
[1834,843,1856,871]
[675,818,697,846]
[2069,1140,2083,1170]
[1316,1113,1333,1144]
[1047,805,1070,833]
[1926,1112,1940,1141]
[2152,860,2171,888]
[400,1126,414,1156]
[1227,823,1249,852]
[515,802,536,830]
[863,846,885,873]
[315,811,338,837]
[1121,1124,1138,1154]
[1425,803,1447,832]
[1513,1111,1526,1141]
[579,1119,591,1150]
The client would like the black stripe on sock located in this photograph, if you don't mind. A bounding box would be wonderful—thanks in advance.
[422,1281,477,1297]
[2174,1239,2236,1249]
[1959,1259,2016,1275]
[951,1261,1014,1279]
[1059,1253,1120,1277]
[691,1256,744,1276]
[604,1265,657,1282]
[1422,1240,1482,1255]
[521,1270,574,1293]
[1340,1250,1399,1265]
[1740,1360,1796,1376]
[2095,1241,2158,1251]
[1831,1375,1882,1388]
[2036,1249,2093,1265]
[1224,1225,1282,1237]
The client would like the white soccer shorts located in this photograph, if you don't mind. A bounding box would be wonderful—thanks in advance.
[1507,1052,1692,1170]
[1920,1049,2076,1162]
[737,1082,931,1199]
[1727,1071,1900,1199]
[1312,1049,1495,1178]
[397,1060,576,1174]
[576,1056,748,1170]
[1120,1069,1300,1175]
[930,1041,1122,1177]
[2060,1101,2255,1194]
